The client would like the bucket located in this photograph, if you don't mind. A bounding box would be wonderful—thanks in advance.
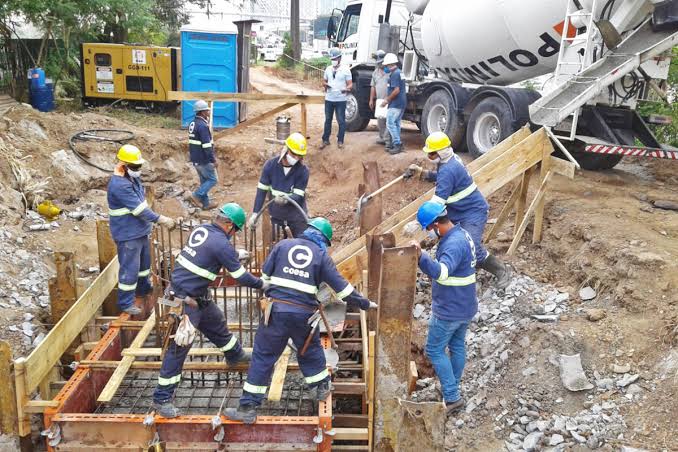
[30,83,55,112]
[28,68,46,89]
[276,116,291,141]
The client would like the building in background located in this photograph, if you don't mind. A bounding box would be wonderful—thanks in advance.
[318,0,347,15]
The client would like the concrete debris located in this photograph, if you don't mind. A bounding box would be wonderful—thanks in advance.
[620,446,649,452]
[613,363,631,374]
[548,433,564,445]
[522,431,543,451]
[413,303,426,319]
[585,308,606,322]
[559,354,594,391]
[616,374,639,388]
[653,199,678,211]
[532,314,559,322]
[579,286,597,300]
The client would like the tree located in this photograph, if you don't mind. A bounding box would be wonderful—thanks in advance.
[637,47,678,147]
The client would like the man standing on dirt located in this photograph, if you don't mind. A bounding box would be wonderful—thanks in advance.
[381,53,407,155]
[369,50,391,148]
[320,48,352,150]
[107,144,176,316]
[405,131,511,288]
[188,100,218,210]
[411,201,477,415]
[247,132,310,238]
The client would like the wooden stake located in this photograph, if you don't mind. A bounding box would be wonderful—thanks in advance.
[267,346,292,402]
[0,341,18,436]
[533,143,554,243]
[359,162,383,236]
[96,220,118,316]
[514,166,534,234]
[49,252,77,325]
[367,331,376,452]
[365,233,395,330]
[508,171,553,255]
[13,357,30,437]
[300,103,308,138]
[485,180,521,242]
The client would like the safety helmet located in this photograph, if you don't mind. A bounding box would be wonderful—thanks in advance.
[383,53,398,66]
[329,48,342,60]
[117,144,145,165]
[375,49,386,63]
[308,217,333,244]
[285,132,308,156]
[218,202,246,230]
[194,100,210,113]
[416,201,447,230]
[423,131,452,154]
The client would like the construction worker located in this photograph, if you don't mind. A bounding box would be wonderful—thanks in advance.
[320,48,352,150]
[368,50,391,147]
[381,52,406,154]
[404,132,511,288]
[153,203,268,418]
[247,132,309,238]
[107,144,176,315]
[226,217,377,424]
[188,99,218,210]
[410,201,477,414]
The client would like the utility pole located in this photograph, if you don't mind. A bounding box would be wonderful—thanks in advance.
[290,0,301,60]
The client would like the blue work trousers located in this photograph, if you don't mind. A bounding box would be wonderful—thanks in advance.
[153,301,243,404]
[322,100,346,144]
[386,107,403,146]
[193,162,218,208]
[241,311,329,406]
[425,314,469,403]
[456,212,490,264]
[116,235,152,311]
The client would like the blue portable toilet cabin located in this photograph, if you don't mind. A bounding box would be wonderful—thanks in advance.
[180,25,238,129]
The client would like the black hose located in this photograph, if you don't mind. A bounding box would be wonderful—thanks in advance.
[68,129,135,173]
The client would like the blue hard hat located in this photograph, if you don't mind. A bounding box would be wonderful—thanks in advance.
[416,201,447,230]
[329,48,342,60]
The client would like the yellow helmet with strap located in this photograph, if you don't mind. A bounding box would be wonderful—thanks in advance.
[423,132,452,154]
[117,144,145,165]
[285,132,308,156]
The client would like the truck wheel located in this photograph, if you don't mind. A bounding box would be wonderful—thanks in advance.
[466,97,513,159]
[345,91,370,132]
[421,90,465,149]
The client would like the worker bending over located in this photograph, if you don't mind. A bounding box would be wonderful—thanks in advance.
[411,201,477,414]
[153,203,267,418]
[226,218,377,424]
[188,100,218,210]
[107,145,176,315]
[405,132,510,288]
[248,132,310,237]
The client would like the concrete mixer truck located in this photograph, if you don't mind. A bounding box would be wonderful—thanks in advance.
[327,0,678,169]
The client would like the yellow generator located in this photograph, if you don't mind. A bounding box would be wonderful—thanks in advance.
[81,43,179,109]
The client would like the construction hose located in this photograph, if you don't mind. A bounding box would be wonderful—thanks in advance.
[69,129,135,173]
[251,194,309,227]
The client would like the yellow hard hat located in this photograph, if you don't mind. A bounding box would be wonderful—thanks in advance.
[285,132,307,156]
[423,132,452,154]
[117,144,145,165]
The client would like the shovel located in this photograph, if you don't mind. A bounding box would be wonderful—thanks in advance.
[356,174,405,217]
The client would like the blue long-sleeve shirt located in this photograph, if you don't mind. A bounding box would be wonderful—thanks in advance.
[172,223,263,297]
[188,116,214,164]
[107,169,159,242]
[418,224,477,322]
[253,156,309,222]
[262,236,370,313]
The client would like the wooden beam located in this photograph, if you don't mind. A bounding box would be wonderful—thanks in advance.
[514,167,535,234]
[408,361,418,395]
[533,143,555,243]
[486,180,521,242]
[267,346,292,402]
[49,251,78,325]
[333,413,368,428]
[97,312,156,402]
[23,400,59,413]
[300,103,308,137]
[122,347,253,357]
[96,220,118,316]
[507,171,553,255]
[0,341,18,436]
[24,256,119,392]
[549,155,575,179]
[333,382,367,395]
[167,91,325,104]
[13,357,29,436]
[79,360,302,372]
[359,162,383,236]
[368,331,376,452]
[365,233,395,330]
[333,428,369,441]
[214,103,297,139]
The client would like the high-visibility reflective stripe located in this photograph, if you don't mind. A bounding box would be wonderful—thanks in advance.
[138,269,151,277]
[257,183,271,191]
[243,382,268,394]
[229,266,246,279]
[188,139,202,145]
[118,282,137,291]
[202,142,212,148]
[305,368,329,384]
[335,283,354,300]
[175,255,218,281]
[109,207,131,216]
[270,276,318,294]
[158,374,181,386]
[219,335,238,352]
[131,200,149,216]
[261,273,270,281]
[431,195,446,205]
[270,188,288,197]
[446,183,477,204]
[292,188,305,196]
[437,263,449,281]
[436,274,476,286]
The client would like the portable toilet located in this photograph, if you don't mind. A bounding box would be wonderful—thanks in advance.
[180,25,238,129]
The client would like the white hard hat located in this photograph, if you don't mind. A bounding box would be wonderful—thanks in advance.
[194,100,210,112]
[383,53,399,65]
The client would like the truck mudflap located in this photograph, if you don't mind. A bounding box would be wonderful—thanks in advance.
[581,139,678,160]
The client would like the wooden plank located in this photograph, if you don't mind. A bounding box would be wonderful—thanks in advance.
[97,312,156,402]
[24,400,59,413]
[408,361,418,395]
[333,413,368,428]
[486,180,521,242]
[0,341,18,436]
[334,428,369,441]
[167,91,325,104]
[359,162,383,236]
[514,167,535,234]
[333,382,367,395]
[267,346,292,401]
[24,256,119,392]
[215,103,297,139]
[508,171,553,255]
[49,251,78,325]
[533,145,553,244]
[122,347,253,357]
[365,233,395,330]
[300,103,308,137]
[13,357,30,436]
[368,331,376,452]
[549,155,575,179]
[96,220,118,316]
[79,360,302,372]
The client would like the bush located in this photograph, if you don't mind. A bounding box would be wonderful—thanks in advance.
[305,56,330,70]
[278,32,295,69]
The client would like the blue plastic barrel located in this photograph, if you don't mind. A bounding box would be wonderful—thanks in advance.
[28,68,46,89]
[30,82,54,112]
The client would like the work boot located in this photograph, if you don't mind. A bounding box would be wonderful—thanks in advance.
[188,194,202,208]
[478,255,511,290]
[225,404,257,424]
[123,305,142,316]
[376,139,386,145]
[337,142,344,149]
[388,143,404,155]
[227,349,251,366]
[445,398,465,415]
[319,141,330,150]
[315,380,332,401]
[154,402,180,418]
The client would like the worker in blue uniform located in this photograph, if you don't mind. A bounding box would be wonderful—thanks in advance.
[226,217,377,424]
[188,99,218,210]
[153,203,268,418]
[248,132,310,238]
[107,144,176,316]
[410,201,477,414]
[405,132,510,288]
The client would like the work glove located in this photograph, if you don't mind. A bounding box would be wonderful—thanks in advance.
[260,280,271,292]
[273,194,288,206]
[157,215,176,230]
[237,249,251,264]
[368,301,378,310]
[403,164,423,180]
[247,213,258,230]
[174,314,196,347]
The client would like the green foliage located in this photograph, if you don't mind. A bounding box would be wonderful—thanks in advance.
[636,47,678,147]
[305,56,330,70]
[278,32,295,69]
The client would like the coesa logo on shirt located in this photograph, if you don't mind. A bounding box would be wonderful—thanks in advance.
[283,245,312,278]
[182,227,208,257]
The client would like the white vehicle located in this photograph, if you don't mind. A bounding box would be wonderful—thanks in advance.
[329,0,678,169]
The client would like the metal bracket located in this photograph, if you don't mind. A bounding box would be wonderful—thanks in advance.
[41,423,61,447]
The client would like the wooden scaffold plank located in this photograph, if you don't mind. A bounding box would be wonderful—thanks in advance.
[268,346,292,402]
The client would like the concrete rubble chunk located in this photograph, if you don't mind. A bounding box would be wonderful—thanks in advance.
[616,374,639,388]
[579,286,597,300]
[585,308,606,322]
[559,354,594,391]
[620,447,649,452]
[532,314,559,322]
[613,363,631,374]
[549,434,564,445]
[413,304,425,319]
[653,199,678,211]
[522,431,544,452]
[518,336,531,348]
